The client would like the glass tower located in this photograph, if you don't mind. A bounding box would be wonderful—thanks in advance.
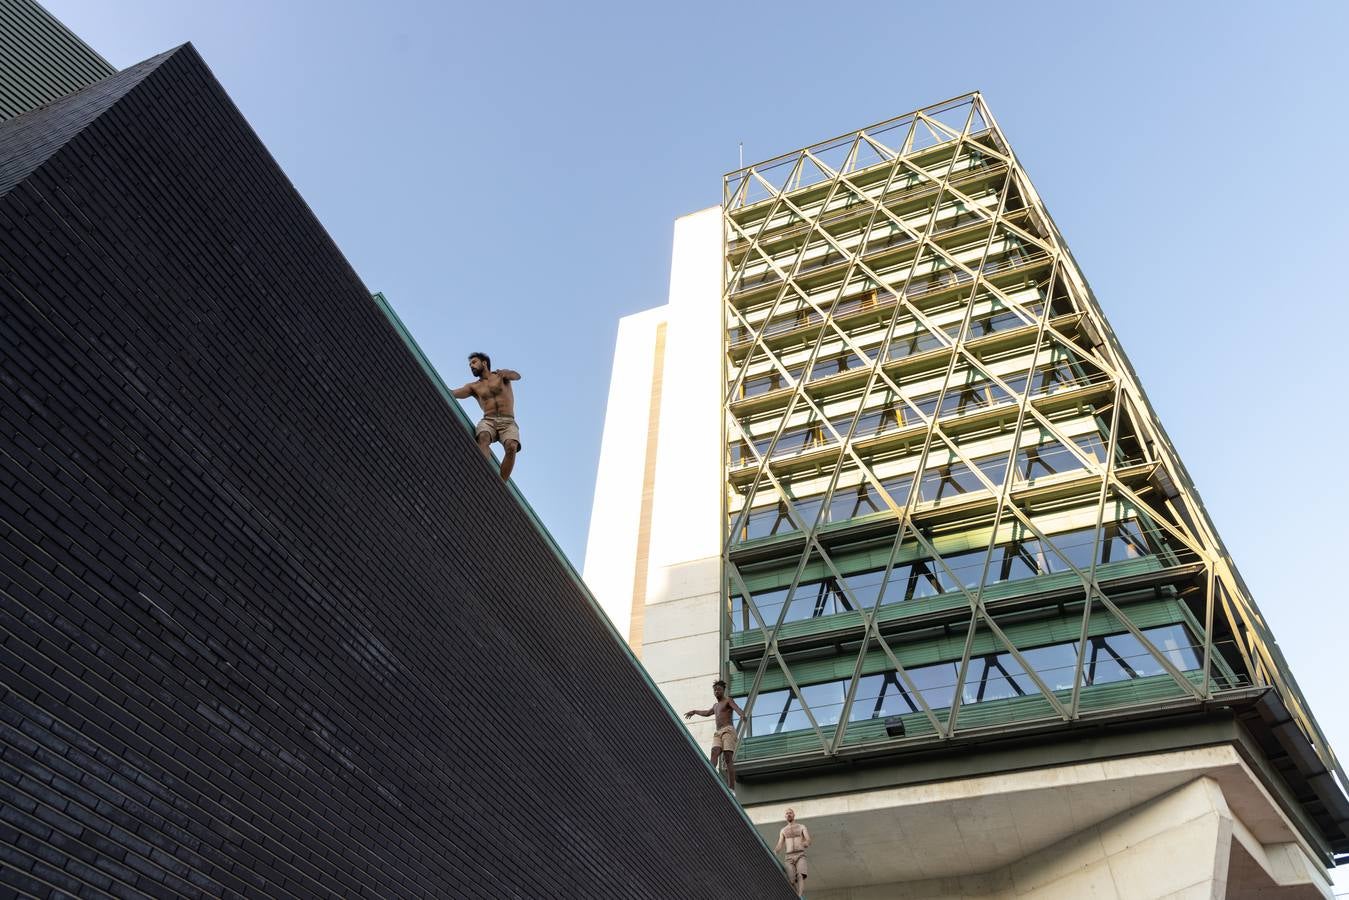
[720,93,1341,803]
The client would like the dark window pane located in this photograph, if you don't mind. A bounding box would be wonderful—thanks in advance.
[851,672,921,720]
[745,586,791,628]
[969,652,1036,704]
[920,462,983,502]
[1074,432,1106,464]
[974,452,1008,487]
[793,496,824,529]
[942,549,986,590]
[1019,642,1080,692]
[843,568,887,608]
[742,371,783,397]
[902,559,946,600]
[785,578,854,621]
[798,680,850,728]
[730,590,756,634]
[1142,624,1200,672]
[810,355,845,381]
[1044,526,1096,572]
[746,688,792,735]
[1016,443,1068,481]
[998,541,1041,582]
[1084,632,1143,685]
[855,411,882,437]
[743,503,796,540]
[1100,519,1151,563]
[909,662,959,711]
[881,474,913,507]
[828,482,881,524]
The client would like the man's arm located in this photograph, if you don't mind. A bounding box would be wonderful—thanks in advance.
[683,708,712,719]
[498,369,522,381]
[773,829,785,854]
[727,697,748,720]
[801,825,811,848]
[451,383,474,400]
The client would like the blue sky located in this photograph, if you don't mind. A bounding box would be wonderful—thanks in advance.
[50,1,1349,794]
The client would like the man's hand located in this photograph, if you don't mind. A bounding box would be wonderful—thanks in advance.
[684,708,709,719]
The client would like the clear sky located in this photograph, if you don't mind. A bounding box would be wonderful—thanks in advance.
[48,0,1349,804]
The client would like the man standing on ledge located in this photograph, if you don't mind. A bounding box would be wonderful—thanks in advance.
[684,679,746,790]
[452,352,522,480]
[774,807,811,896]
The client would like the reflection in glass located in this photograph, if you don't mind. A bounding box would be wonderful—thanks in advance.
[732,519,1168,629]
[741,624,1201,737]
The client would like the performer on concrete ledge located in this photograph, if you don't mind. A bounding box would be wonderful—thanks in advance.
[684,679,746,790]
[452,352,522,480]
[774,807,811,897]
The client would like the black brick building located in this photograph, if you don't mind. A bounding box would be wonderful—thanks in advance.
[0,45,792,898]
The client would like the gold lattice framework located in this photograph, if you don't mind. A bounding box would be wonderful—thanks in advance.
[718,93,1342,783]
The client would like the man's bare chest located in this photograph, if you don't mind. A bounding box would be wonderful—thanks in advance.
[474,377,510,398]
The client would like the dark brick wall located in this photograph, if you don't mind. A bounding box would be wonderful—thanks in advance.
[0,45,791,899]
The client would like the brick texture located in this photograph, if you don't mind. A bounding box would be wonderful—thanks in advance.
[0,44,791,899]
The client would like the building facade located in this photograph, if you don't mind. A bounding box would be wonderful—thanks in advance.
[0,44,794,898]
[587,94,1348,897]
[0,0,114,121]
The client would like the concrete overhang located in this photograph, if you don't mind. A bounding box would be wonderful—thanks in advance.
[745,744,1332,896]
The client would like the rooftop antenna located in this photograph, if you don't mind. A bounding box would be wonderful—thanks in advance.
[739,142,743,169]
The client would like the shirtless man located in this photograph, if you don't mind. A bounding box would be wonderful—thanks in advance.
[684,679,746,790]
[774,807,811,896]
[451,352,522,480]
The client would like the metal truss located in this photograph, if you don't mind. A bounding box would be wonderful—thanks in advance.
[718,93,1344,785]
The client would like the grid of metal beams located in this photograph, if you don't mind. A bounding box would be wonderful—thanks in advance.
[719,94,1343,784]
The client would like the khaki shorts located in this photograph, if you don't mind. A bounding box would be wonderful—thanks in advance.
[712,725,738,753]
[786,852,808,882]
[476,415,521,450]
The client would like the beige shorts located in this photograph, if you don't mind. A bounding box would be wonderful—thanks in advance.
[712,725,738,752]
[476,415,521,450]
[786,852,808,882]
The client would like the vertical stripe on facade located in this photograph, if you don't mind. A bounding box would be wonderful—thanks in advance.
[628,320,668,653]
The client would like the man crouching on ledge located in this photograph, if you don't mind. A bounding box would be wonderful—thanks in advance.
[452,351,522,480]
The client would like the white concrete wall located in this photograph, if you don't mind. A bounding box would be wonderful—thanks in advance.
[641,207,724,738]
[641,556,722,747]
[584,205,725,735]
[584,206,722,664]
[645,206,723,574]
[582,305,668,640]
